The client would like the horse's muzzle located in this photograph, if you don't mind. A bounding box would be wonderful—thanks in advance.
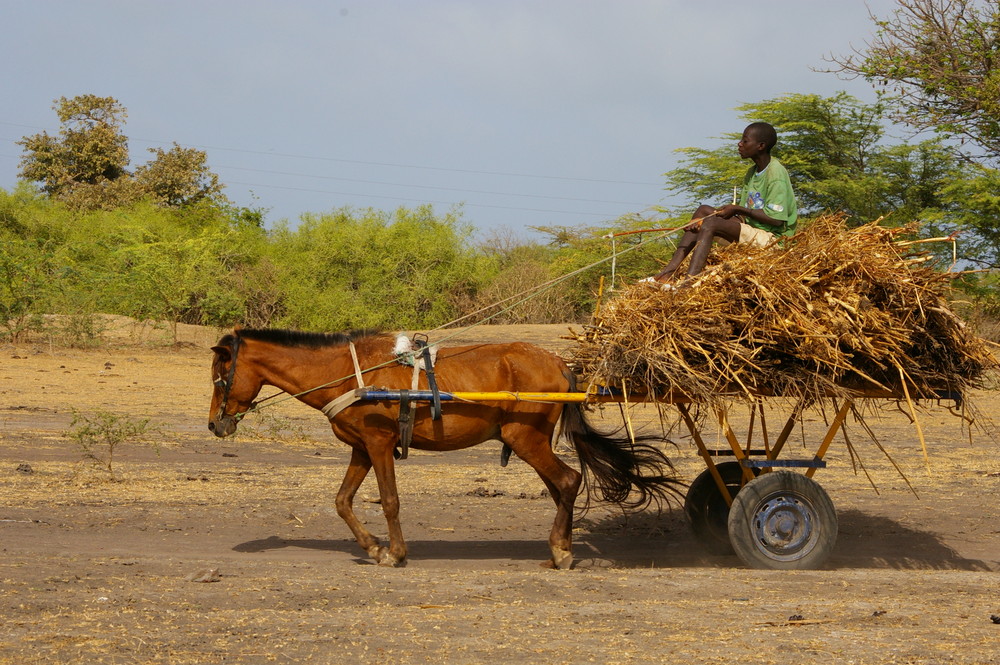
[208,416,237,438]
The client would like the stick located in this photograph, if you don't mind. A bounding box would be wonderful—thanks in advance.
[603,225,680,239]
[603,219,704,239]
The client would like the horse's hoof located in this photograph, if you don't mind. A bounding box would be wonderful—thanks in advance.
[377,551,403,567]
[551,547,573,570]
[368,545,402,567]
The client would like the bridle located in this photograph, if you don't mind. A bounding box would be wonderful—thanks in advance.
[213,334,242,420]
[213,334,285,423]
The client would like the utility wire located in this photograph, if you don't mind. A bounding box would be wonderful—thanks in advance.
[226,180,639,219]
[0,120,660,187]
[217,164,648,206]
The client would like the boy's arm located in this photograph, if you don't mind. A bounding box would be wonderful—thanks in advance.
[713,204,784,227]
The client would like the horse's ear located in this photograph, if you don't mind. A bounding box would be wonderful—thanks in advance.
[211,345,232,361]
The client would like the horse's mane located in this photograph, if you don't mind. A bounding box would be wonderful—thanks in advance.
[232,328,384,348]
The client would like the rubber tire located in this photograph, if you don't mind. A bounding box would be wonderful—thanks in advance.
[684,461,757,555]
[727,471,838,570]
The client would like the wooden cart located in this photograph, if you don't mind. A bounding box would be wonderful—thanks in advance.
[351,385,951,570]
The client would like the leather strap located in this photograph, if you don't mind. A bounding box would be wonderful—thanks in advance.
[397,390,413,460]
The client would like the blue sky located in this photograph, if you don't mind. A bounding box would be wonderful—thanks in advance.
[1,0,902,239]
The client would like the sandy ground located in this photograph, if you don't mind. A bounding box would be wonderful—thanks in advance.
[1,318,999,664]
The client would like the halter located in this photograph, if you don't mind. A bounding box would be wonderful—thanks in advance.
[214,334,242,419]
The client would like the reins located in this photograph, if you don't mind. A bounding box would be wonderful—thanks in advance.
[221,222,691,422]
[425,221,690,346]
[225,339,409,423]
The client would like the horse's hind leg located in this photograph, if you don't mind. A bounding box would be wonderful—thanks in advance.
[502,417,582,570]
[336,448,386,561]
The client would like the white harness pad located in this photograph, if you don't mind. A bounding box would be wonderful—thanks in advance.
[394,334,438,390]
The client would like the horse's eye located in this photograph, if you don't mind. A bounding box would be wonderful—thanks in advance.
[214,378,227,389]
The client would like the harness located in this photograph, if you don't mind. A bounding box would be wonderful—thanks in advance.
[220,334,514,466]
[412,334,442,420]
[320,335,443,461]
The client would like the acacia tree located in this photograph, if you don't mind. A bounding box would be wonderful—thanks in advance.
[270,205,494,331]
[665,93,890,220]
[18,95,226,210]
[663,93,966,226]
[827,0,1000,163]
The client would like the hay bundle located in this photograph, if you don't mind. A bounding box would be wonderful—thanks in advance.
[571,214,997,406]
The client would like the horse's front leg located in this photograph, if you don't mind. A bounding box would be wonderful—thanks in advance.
[367,438,407,567]
[335,447,385,561]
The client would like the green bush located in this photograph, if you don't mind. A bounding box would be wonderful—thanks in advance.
[269,205,496,330]
[65,410,160,480]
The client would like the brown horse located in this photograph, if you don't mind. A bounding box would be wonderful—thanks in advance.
[208,328,680,569]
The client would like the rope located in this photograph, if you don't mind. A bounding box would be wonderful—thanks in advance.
[427,221,689,345]
[232,221,690,421]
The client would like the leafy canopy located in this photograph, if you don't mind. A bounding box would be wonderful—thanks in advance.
[662,93,968,227]
[827,0,1000,165]
[17,95,226,210]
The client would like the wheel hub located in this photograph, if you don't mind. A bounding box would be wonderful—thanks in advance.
[752,494,816,561]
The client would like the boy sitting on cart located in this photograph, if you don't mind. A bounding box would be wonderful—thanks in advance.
[649,121,797,283]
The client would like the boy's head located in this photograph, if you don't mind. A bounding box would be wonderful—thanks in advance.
[743,122,778,153]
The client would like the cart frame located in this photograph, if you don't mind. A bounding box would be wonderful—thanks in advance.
[352,386,931,569]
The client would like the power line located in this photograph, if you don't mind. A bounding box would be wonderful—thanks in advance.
[1,120,660,186]
[216,164,650,206]
[131,137,661,186]
[1,120,667,217]
[226,180,630,219]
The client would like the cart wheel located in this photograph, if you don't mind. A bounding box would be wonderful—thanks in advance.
[727,471,838,570]
[684,462,757,555]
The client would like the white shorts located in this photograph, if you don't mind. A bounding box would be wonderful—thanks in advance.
[739,223,777,248]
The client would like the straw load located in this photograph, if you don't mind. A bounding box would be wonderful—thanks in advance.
[570,214,997,407]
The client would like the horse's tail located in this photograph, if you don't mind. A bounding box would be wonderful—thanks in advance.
[559,376,684,512]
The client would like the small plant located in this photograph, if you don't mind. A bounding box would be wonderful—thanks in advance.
[65,410,160,480]
[58,311,107,348]
[237,410,310,444]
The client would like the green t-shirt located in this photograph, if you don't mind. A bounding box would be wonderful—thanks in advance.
[738,157,797,237]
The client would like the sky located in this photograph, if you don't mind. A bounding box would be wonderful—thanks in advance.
[0,0,903,240]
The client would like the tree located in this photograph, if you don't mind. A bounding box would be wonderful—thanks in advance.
[18,95,226,210]
[530,212,673,313]
[0,233,56,342]
[662,93,967,226]
[0,188,68,341]
[133,143,227,207]
[17,95,130,207]
[827,0,1000,164]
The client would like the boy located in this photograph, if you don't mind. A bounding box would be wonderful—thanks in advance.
[650,121,796,282]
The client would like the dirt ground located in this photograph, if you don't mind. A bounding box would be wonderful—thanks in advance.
[2,318,999,664]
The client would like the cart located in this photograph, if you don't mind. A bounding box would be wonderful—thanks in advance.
[350,383,955,570]
[340,389,924,569]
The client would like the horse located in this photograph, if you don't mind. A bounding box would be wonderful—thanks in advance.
[208,327,681,569]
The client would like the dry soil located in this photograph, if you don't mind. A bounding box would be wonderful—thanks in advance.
[1,319,999,664]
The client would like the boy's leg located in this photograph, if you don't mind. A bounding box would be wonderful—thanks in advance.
[654,205,716,281]
[685,217,742,276]
[654,230,698,279]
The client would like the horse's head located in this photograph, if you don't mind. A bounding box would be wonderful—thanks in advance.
[208,333,261,437]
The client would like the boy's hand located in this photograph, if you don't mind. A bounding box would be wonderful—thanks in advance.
[713,204,740,219]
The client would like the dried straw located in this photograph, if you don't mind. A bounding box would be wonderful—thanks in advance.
[570,214,997,409]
